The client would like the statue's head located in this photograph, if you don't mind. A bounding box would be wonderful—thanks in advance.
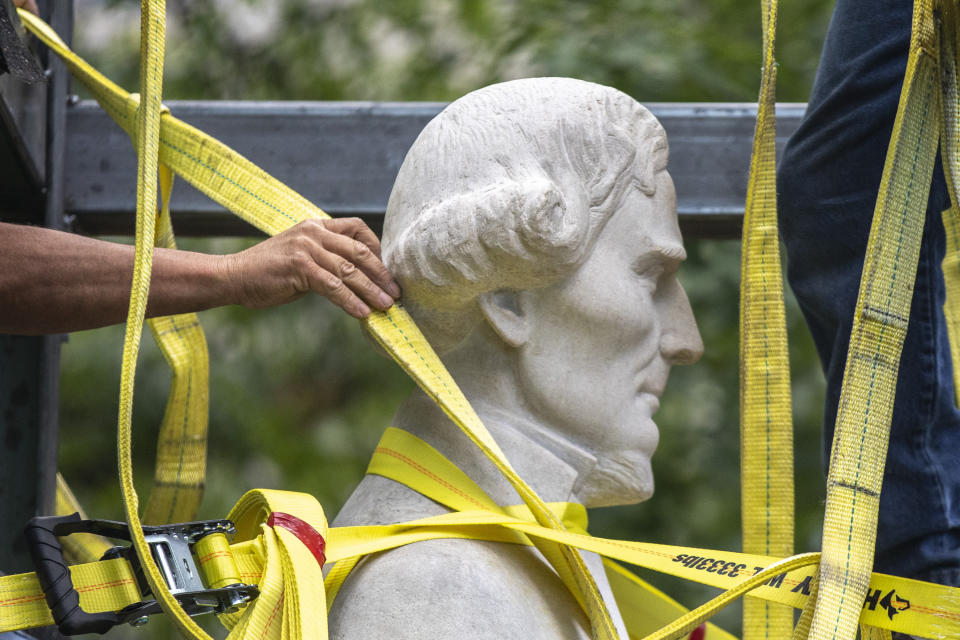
[383,78,703,507]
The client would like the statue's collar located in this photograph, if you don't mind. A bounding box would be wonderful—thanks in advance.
[393,392,599,505]
[367,425,591,534]
[482,406,599,488]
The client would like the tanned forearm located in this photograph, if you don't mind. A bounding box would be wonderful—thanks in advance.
[0,218,401,335]
[0,222,237,334]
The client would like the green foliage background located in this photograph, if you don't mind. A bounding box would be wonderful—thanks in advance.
[60,0,835,636]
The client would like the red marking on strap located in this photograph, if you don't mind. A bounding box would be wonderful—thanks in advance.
[688,623,706,640]
[267,512,326,568]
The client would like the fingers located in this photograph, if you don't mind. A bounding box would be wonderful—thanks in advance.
[234,218,400,318]
[305,234,395,317]
[320,217,384,260]
[294,218,401,318]
[317,225,400,298]
[301,260,372,319]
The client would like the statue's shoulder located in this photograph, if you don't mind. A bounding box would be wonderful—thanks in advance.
[327,537,589,640]
[328,477,589,639]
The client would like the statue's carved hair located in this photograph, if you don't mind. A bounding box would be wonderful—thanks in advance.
[383,78,668,353]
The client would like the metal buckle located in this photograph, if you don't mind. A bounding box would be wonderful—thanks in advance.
[103,519,260,624]
[25,513,260,635]
[116,584,260,627]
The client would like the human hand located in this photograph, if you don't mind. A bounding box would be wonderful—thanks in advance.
[222,218,401,319]
[14,0,38,16]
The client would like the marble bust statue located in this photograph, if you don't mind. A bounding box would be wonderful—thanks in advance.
[329,77,703,639]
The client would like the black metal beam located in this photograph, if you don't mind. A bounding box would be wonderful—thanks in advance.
[64,101,805,239]
[0,0,70,578]
[0,0,47,219]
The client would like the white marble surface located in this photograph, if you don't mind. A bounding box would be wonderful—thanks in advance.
[329,77,703,639]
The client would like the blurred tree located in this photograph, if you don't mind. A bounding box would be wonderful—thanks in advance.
[78,0,831,103]
[59,1,834,636]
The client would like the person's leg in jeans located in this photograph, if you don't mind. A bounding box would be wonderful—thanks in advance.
[777,0,960,597]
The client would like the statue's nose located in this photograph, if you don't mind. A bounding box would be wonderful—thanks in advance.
[661,286,703,366]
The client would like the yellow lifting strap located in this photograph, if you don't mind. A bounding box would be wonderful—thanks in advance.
[321,427,739,639]
[14,0,960,638]
[53,473,112,565]
[939,1,960,401]
[55,162,211,544]
[737,2,794,640]
[55,163,209,560]
[111,2,192,637]
[809,1,956,639]
[18,6,616,639]
[941,204,960,401]
[345,429,960,640]
[141,162,211,526]
[6,428,960,638]
[0,489,332,639]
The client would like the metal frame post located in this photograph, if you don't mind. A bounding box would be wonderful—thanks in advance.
[0,0,71,574]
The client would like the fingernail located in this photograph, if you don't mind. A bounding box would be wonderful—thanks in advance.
[387,281,402,298]
[378,292,393,308]
[356,302,371,317]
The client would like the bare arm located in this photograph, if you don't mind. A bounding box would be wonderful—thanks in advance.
[0,218,401,335]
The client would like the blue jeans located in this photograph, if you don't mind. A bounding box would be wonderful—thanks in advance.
[778,0,960,588]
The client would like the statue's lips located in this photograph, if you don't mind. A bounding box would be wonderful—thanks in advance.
[638,392,661,414]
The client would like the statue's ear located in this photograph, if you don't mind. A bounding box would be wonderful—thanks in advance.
[477,289,529,348]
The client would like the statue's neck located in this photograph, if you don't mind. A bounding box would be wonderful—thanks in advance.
[391,389,598,506]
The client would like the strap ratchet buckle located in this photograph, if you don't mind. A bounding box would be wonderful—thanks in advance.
[25,513,259,636]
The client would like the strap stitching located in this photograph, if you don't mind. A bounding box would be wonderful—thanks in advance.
[375,447,489,511]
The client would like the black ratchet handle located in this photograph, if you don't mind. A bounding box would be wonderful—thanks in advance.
[24,513,119,635]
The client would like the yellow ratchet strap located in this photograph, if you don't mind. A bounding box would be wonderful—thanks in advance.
[54,147,210,564]
[18,7,616,639]
[941,203,960,401]
[3,506,956,639]
[4,431,960,638]
[109,2,211,639]
[141,163,211,526]
[337,427,736,640]
[54,165,209,564]
[0,489,329,638]
[16,3,959,639]
[859,625,893,640]
[738,0,794,639]
[325,428,960,640]
[53,473,112,565]
[810,1,945,639]
[938,0,960,403]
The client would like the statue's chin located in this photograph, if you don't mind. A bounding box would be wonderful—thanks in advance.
[574,452,654,508]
